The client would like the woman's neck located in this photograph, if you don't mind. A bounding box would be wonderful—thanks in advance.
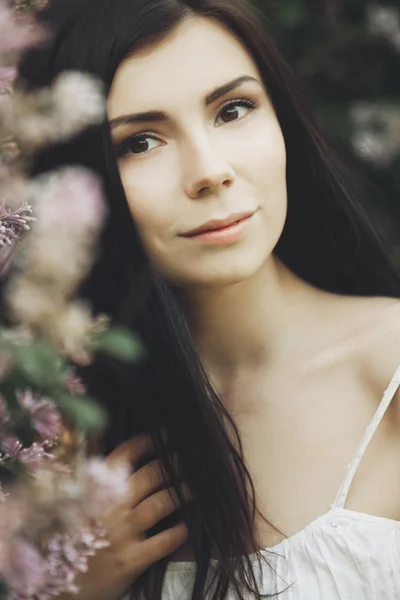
[178,256,326,376]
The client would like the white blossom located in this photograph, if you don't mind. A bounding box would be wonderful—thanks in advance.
[349,102,400,168]
[367,3,400,52]
[12,72,106,149]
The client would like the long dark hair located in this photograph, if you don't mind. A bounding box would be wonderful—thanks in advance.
[17,0,400,598]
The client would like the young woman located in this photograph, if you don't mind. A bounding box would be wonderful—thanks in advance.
[18,0,400,598]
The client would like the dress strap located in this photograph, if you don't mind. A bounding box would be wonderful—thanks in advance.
[332,364,400,510]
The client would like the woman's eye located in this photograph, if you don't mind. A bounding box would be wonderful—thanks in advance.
[216,99,257,126]
[115,100,258,158]
[116,134,160,158]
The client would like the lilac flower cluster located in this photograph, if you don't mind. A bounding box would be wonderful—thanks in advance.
[0,389,60,473]
[0,385,129,599]
[0,458,129,599]
[0,204,35,249]
[0,3,136,598]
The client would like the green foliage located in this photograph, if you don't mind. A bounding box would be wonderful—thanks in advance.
[55,393,107,432]
[90,327,144,362]
[0,336,68,389]
[0,325,139,435]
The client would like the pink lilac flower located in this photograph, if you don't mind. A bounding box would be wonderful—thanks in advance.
[0,457,129,598]
[8,524,110,600]
[0,202,35,250]
[1,538,46,599]
[34,167,106,236]
[64,371,86,395]
[18,390,61,440]
[0,0,48,57]
[24,167,106,297]
[0,439,54,470]
[19,442,55,469]
[81,457,130,519]
[0,436,21,457]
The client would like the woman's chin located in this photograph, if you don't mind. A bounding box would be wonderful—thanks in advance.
[166,260,268,289]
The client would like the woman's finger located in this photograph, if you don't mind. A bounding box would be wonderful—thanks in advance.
[136,523,189,569]
[131,485,191,534]
[106,434,154,471]
[129,459,170,506]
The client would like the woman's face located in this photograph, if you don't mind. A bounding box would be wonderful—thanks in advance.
[108,16,287,288]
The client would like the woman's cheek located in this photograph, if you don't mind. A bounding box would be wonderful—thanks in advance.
[230,116,286,180]
[251,118,286,168]
[121,170,177,258]
[120,165,155,216]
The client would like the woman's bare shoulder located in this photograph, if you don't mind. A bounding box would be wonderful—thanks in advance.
[349,296,400,401]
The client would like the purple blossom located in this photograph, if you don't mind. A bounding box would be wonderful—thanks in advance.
[0,456,129,598]
[0,1,126,595]
[0,439,54,471]
[1,539,46,599]
[18,390,61,441]
[34,168,106,235]
[3,525,110,600]
[0,436,21,457]
[0,203,35,249]
[45,524,109,579]
[81,457,130,519]
[64,371,86,395]
[19,442,55,469]
[0,0,48,56]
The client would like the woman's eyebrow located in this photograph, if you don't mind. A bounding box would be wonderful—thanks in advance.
[205,74,260,105]
[109,75,260,131]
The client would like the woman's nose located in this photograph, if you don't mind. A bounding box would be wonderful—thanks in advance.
[182,136,235,199]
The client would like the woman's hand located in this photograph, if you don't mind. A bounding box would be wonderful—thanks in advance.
[60,434,190,600]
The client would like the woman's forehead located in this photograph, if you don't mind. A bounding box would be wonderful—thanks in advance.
[107,16,260,118]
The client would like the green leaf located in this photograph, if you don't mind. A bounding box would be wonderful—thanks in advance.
[5,341,67,388]
[91,327,144,362]
[55,393,108,432]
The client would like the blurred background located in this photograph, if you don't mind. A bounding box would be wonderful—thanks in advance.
[261,0,400,270]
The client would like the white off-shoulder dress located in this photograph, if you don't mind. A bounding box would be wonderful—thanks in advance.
[135,365,400,599]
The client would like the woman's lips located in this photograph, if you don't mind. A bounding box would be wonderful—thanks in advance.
[183,213,254,245]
